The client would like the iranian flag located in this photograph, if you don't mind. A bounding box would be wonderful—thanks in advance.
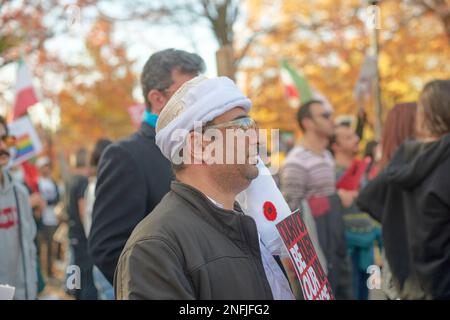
[280,59,313,109]
[280,59,334,112]
[13,58,38,119]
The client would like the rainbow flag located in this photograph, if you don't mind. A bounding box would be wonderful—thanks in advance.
[14,133,34,160]
[8,115,43,166]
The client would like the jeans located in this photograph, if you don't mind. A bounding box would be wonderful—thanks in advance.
[350,247,370,300]
[39,225,58,277]
[92,265,114,300]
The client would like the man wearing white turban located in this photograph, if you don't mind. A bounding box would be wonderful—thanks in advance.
[114,76,294,300]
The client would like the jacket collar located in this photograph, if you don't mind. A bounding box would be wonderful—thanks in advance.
[138,122,156,139]
[170,180,257,249]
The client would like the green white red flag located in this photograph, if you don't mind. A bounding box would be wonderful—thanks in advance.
[280,59,333,112]
[280,59,313,108]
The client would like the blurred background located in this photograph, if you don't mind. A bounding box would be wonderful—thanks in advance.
[1,0,449,160]
[1,0,449,300]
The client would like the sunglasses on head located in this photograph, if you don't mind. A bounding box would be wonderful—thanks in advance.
[0,134,16,148]
[203,116,257,132]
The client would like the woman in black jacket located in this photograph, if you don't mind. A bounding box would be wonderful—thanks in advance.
[357,79,450,299]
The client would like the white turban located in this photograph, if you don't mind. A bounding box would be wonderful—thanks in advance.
[156,75,251,161]
[155,75,293,256]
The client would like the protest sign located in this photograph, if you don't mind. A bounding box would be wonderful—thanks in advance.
[276,211,334,300]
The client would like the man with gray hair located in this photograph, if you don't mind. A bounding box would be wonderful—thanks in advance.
[89,49,205,285]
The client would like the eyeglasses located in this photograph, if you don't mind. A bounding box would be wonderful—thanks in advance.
[203,117,257,132]
[318,111,333,120]
[0,134,16,148]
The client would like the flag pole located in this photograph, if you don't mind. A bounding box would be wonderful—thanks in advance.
[369,0,383,140]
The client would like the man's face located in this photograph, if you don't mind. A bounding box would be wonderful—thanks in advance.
[309,103,335,137]
[0,124,11,168]
[334,126,360,157]
[40,164,51,177]
[204,107,259,192]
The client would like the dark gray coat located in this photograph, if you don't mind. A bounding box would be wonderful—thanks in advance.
[114,181,274,300]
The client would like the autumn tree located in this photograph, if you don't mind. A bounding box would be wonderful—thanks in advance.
[0,0,101,116]
[96,0,275,78]
[409,0,450,44]
[56,18,135,153]
[1,2,134,173]
[239,0,450,141]
[0,0,100,67]
[1,0,52,67]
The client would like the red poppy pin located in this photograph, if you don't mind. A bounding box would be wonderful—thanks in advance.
[263,201,277,221]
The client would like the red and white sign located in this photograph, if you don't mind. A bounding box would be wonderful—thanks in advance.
[276,211,334,300]
[13,58,39,119]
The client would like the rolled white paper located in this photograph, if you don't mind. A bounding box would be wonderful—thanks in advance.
[236,157,292,255]
[0,284,15,300]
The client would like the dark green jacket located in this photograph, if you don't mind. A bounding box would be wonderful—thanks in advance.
[114,181,273,300]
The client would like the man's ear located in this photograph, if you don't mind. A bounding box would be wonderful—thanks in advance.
[147,89,166,114]
[302,117,313,131]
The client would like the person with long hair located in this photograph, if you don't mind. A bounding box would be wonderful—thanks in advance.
[358,80,450,299]
[379,102,417,168]
[369,102,418,299]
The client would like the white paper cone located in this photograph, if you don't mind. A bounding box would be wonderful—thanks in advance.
[0,284,15,300]
[236,157,292,255]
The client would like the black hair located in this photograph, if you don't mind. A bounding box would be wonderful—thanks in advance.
[90,139,112,167]
[141,48,206,112]
[74,148,89,169]
[296,99,323,131]
[328,123,353,155]
[364,140,379,160]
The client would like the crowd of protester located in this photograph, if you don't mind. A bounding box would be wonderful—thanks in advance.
[1,48,449,300]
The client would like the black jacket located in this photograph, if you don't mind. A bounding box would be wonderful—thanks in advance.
[357,134,450,299]
[114,181,274,300]
[88,123,172,283]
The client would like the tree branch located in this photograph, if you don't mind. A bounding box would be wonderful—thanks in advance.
[234,27,277,67]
